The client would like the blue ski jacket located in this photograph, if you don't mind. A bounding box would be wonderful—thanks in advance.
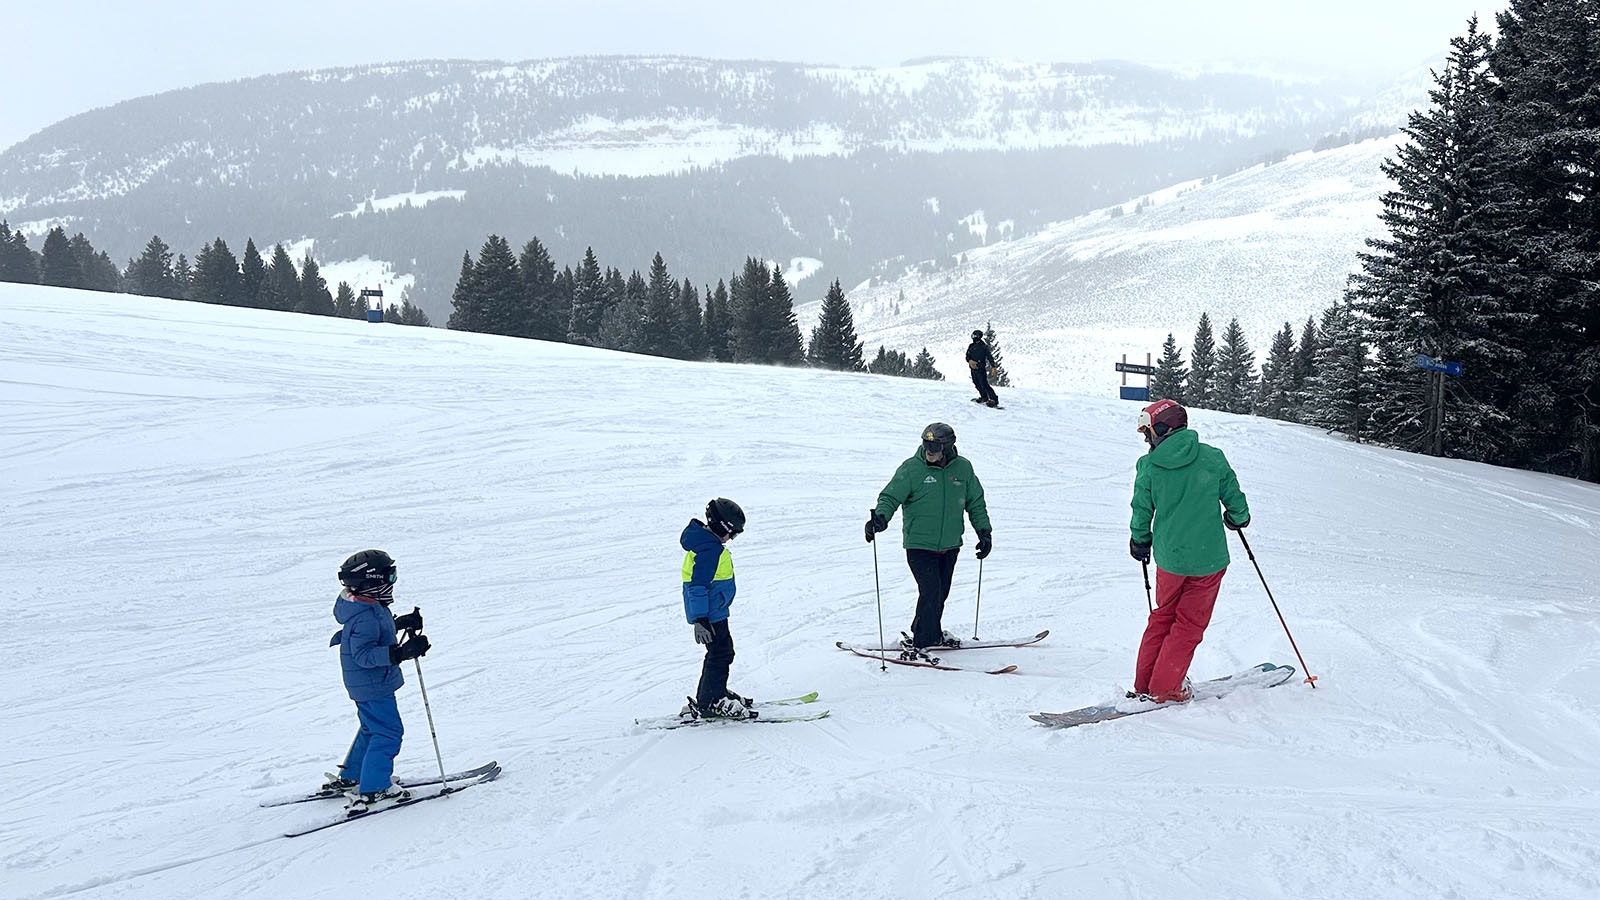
[331,591,404,702]
[681,519,736,624]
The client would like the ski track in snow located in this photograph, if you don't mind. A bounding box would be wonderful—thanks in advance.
[4,285,1600,899]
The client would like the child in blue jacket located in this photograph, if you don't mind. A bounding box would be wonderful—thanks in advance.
[325,549,431,814]
[679,499,750,720]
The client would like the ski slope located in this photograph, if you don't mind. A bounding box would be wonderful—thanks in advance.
[4,285,1599,900]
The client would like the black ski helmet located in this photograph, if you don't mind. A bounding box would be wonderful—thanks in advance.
[339,549,397,597]
[922,422,957,457]
[706,497,746,538]
[972,329,984,342]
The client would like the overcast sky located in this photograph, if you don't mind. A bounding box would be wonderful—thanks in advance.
[3,0,1506,152]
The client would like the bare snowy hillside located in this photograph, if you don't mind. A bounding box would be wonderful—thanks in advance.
[819,135,1399,395]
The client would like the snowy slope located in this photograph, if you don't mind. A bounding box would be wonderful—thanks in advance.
[815,135,1400,395]
[4,285,1599,900]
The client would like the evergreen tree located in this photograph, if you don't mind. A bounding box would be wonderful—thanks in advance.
[190,238,241,306]
[599,269,646,352]
[983,322,1011,387]
[519,237,565,342]
[909,347,945,381]
[393,292,432,327]
[334,282,357,318]
[1290,316,1320,416]
[1351,20,1513,461]
[1151,333,1187,403]
[867,346,911,376]
[296,252,335,315]
[71,234,120,293]
[239,239,266,308]
[1186,312,1218,408]
[567,247,607,345]
[764,266,806,365]
[259,243,301,311]
[1302,302,1372,441]
[728,258,769,363]
[676,278,704,360]
[171,253,192,300]
[704,280,731,361]
[1255,323,1298,421]
[125,235,178,298]
[806,279,865,371]
[39,227,79,288]
[447,252,482,331]
[0,222,39,284]
[639,252,679,357]
[1484,1,1600,478]
[1214,317,1258,414]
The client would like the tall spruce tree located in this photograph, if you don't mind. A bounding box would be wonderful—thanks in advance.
[639,252,679,357]
[447,252,482,331]
[1186,312,1218,408]
[599,269,646,352]
[763,266,806,365]
[909,347,945,381]
[260,243,301,312]
[297,252,335,316]
[239,239,266,309]
[334,282,357,318]
[1302,302,1372,441]
[567,247,607,345]
[0,222,39,283]
[1214,318,1258,414]
[1151,334,1187,403]
[126,235,178,298]
[519,237,565,341]
[1255,323,1298,421]
[806,279,865,371]
[676,279,704,360]
[39,227,78,288]
[171,253,192,300]
[190,238,241,306]
[704,280,731,361]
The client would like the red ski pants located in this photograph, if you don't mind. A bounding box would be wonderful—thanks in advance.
[1134,568,1226,695]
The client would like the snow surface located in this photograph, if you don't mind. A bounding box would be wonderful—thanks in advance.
[4,285,1600,900]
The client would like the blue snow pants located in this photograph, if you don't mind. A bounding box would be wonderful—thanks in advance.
[338,694,404,793]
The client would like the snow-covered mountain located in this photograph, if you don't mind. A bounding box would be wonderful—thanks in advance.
[5,284,1599,900]
[817,135,1399,394]
[0,55,1402,321]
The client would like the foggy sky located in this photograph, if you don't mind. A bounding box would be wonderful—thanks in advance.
[3,0,1506,152]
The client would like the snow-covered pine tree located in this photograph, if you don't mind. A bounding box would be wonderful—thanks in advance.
[519,237,566,342]
[1254,323,1297,421]
[1186,312,1218,408]
[639,252,680,357]
[1151,333,1187,403]
[566,247,607,346]
[1214,317,1258,414]
[676,279,704,361]
[910,347,944,381]
[807,279,865,371]
[1301,302,1371,441]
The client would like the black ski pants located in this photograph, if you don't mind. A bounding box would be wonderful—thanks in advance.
[970,366,999,405]
[907,547,961,647]
[694,620,736,709]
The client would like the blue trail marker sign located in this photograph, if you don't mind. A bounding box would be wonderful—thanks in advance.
[1414,355,1464,377]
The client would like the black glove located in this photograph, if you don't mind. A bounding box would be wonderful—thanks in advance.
[1129,538,1152,563]
[389,634,431,664]
[1224,514,1250,532]
[693,618,714,645]
[864,511,888,543]
[974,529,993,560]
[392,607,423,632]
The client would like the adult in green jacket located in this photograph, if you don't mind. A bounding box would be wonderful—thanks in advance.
[1128,400,1250,704]
[865,422,992,651]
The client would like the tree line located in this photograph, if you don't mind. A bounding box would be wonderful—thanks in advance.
[0,224,432,325]
[1150,0,1600,483]
[446,234,952,380]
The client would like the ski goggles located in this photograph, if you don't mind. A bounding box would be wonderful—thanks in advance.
[922,439,952,456]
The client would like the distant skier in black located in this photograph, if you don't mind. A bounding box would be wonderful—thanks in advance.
[966,329,1000,407]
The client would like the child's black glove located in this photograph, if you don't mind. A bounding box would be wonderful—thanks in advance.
[390,634,431,664]
[693,618,714,645]
[393,607,423,632]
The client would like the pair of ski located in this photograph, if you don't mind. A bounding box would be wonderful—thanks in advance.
[834,628,1049,674]
[635,691,831,730]
[1030,663,1298,729]
[265,761,502,836]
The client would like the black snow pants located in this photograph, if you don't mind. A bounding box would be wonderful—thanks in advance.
[907,547,961,647]
[695,620,736,709]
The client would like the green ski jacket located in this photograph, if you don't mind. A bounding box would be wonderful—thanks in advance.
[1130,428,1250,576]
[874,449,991,551]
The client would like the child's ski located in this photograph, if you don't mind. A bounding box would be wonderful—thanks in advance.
[259,760,500,807]
[282,765,501,837]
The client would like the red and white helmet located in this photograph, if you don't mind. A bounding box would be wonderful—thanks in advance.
[1137,399,1188,437]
